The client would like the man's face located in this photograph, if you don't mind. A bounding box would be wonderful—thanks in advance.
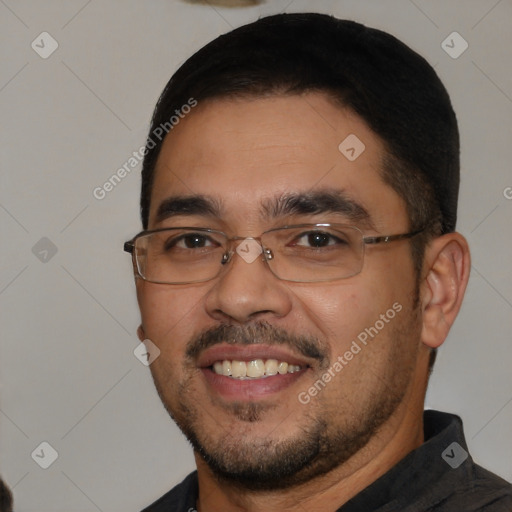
[136,93,423,489]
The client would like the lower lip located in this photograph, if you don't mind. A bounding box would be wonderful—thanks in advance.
[201,368,307,400]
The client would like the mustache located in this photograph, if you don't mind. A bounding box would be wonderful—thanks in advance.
[185,321,329,364]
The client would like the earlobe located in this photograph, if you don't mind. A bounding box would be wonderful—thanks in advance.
[420,233,471,349]
[137,324,146,341]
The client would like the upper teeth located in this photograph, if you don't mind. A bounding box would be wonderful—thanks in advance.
[212,359,302,379]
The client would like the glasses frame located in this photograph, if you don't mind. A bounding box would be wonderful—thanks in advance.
[124,223,425,285]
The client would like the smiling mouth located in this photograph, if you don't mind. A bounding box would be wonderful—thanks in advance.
[211,359,304,379]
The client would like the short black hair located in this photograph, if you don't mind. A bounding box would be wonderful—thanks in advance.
[140,12,459,254]
[0,477,13,512]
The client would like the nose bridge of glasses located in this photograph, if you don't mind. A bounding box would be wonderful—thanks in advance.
[219,234,277,269]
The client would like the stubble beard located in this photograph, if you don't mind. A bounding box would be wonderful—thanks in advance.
[151,305,421,492]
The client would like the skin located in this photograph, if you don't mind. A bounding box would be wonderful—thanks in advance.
[135,92,470,511]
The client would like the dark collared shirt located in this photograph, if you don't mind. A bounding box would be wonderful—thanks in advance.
[142,410,512,511]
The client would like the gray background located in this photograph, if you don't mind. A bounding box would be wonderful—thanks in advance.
[1,0,511,510]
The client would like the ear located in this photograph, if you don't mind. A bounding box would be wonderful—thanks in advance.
[137,324,146,342]
[420,232,470,349]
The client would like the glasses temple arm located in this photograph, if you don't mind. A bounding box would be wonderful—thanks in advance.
[363,228,425,245]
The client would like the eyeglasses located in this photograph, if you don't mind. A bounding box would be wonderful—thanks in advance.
[124,224,424,285]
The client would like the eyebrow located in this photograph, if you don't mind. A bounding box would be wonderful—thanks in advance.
[155,195,223,224]
[154,189,374,228]
[261,189,373,227]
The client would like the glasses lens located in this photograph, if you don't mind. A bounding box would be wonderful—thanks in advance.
[135,229,226,284]
[262,225,364,282]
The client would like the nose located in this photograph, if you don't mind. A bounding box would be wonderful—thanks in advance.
[204,240,292,324]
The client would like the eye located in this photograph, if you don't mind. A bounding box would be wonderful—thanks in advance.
[165,233,218,250]
[293,231,347,248]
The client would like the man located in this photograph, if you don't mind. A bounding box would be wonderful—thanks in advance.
[124,13,512,511]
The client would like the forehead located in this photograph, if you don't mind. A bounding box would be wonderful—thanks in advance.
[149,92,407,231]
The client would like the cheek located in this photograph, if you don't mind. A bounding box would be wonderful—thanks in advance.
[294,268,413,357]
[136,281,210,354]
[136,283,210,403]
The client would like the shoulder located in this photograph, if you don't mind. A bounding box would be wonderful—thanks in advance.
[424,458,512,511]
[141,471,198,512]
[425,411,512,511]
[458,463,512,510]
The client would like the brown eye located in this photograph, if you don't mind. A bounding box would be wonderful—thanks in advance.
[293,231,347,248]
[165,233,217,251]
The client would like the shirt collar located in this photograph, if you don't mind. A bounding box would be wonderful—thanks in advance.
[338,410,469,511]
